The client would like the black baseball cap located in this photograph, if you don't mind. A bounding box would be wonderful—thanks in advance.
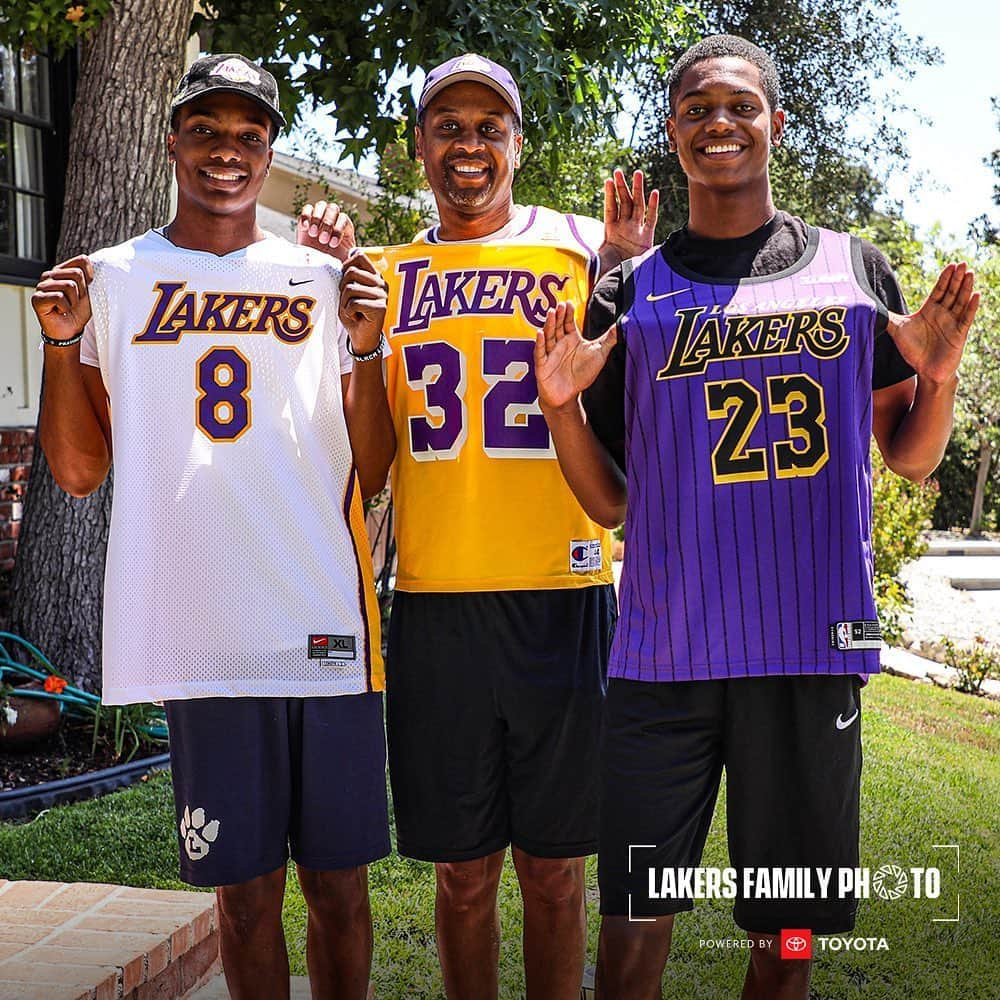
[171,53,286,132]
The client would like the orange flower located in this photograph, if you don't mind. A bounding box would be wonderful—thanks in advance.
[65,6,86,23]
[44,675,68,694]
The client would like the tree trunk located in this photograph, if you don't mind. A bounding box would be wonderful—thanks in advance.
[969,439,993,537]
[10,0,195,692]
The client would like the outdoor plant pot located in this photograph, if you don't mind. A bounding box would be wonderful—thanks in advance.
[0,689,62,749]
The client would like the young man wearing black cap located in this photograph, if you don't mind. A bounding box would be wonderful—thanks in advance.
[301,53,656,1000]
[33,53,394,1000]
[534,35,978,999]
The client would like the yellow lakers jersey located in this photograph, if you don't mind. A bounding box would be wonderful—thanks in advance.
[368,240,613,592]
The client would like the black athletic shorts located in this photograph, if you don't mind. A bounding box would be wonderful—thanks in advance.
[166,693,390,887]
[598,675,862,933]
[386,585,616,862]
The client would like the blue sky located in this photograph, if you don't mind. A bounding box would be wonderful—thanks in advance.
[879,0,998,243]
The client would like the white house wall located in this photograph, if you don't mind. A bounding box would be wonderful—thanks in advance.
[0,285,43,428]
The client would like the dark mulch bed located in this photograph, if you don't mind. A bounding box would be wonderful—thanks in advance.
[0,716,163,792]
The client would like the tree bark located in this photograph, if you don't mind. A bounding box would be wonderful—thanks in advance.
[969,439,993,537]
[10,0,195,692]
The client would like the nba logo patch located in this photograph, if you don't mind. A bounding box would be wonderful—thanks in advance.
[569,539,602,574]
[836,622,851,650]
[830,620,882,651]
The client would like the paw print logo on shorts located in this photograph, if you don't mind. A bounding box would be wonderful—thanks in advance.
[180,804,221,861]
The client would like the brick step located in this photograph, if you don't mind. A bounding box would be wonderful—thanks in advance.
[0,880,219,999]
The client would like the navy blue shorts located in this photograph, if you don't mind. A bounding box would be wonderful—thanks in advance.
[165,693,390,887]
[386,586,615,862]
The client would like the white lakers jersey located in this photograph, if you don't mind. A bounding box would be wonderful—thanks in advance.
[80,230,383,703]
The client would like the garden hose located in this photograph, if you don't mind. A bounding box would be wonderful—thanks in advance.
[0,631,168,741]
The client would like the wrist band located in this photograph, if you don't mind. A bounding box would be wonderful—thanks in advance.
[347,332,385,363]
[40,330,84,348]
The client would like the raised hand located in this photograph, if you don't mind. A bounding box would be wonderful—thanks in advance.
[887,262,979,384]
[535,302,617,410]
[31,255,94,342]
[297,200,357,261]
[338,252,387,355]
[599,168,659,273]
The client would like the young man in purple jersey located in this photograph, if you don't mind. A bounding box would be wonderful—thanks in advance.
[535,34,978,1000]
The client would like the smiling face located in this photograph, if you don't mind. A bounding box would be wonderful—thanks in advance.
[667,56,783,201]
[415,80,523,239]
[167,91,274,223]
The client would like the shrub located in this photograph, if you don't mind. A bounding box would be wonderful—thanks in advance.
[941,635,1000,695]
[871,449,939,643]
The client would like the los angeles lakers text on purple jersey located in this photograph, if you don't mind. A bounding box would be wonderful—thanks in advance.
[611,228,883,681]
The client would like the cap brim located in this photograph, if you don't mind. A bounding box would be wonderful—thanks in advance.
[419,73,519,119]
[171,84,286,131]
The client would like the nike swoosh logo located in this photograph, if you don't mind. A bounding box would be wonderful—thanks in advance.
[646,288,692,302]
[835,709,859,730]
[289,278,314,286]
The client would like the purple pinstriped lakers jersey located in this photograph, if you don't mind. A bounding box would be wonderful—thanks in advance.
[611,227,882,682]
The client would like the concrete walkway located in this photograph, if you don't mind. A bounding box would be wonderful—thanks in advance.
[921,535,1000,590]
[923,537,1000,557]
[190,974,312,998]
[191,975,375,998]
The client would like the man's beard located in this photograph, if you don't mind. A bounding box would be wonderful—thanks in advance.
[443,172,494,207]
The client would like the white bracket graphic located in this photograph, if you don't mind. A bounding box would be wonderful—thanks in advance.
[627,844,657,922]
[930,843,960,923]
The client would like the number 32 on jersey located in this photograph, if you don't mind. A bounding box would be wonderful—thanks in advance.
[403,338,554,461]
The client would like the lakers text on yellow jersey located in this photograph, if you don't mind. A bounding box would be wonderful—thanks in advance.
[368,240,613,593]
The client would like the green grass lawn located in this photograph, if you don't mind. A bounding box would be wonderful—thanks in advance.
[1,672,996,999]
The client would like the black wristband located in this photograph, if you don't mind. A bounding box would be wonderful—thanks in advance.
[40,330,84,348]
[346,332,385,362]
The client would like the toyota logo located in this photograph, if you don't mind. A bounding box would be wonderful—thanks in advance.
[785,936,808,953]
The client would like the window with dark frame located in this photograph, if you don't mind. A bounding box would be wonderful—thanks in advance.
[0,45,70,283]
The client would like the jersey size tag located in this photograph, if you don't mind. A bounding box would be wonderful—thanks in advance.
[307,634,357,660]
[569,539,602,574]
[829,621,882,651]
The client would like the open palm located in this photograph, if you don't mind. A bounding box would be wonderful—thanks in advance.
[599,169,659,273]
[535,302,617,410]
[887,262,979,383]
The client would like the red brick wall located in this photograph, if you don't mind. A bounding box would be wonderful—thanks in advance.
[0,427,34,627]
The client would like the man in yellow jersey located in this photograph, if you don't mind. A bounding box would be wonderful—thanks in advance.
[300,54,656,999]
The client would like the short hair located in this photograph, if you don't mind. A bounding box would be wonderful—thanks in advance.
[667,34,780,114]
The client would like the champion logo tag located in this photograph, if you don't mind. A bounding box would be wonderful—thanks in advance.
[569,539,602,574]
[308,634,357,660]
